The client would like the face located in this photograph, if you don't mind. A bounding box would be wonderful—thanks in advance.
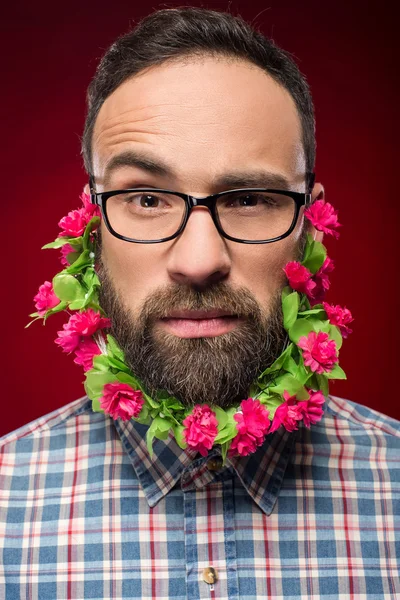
[91,56,323,407]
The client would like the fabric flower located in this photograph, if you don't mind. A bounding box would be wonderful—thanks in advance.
[100,382,144,421]
[34,281,60,316]
[229,398,270,457]
[304,200,341,238]
[58,193,100,238]
[297,390,325,428]
[55,309,111,353]
[182,405,218,456]
[269,391,303,434]
[322,302,354,338]
[298,331,338,374]
[311,257,334,305]
[284,261,316,298]
[60,243,77,267]
[73,338,101,371]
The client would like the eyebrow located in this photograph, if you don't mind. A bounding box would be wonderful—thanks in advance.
[102,149,292,190]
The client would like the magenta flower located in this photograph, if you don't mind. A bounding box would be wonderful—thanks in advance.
[311,257,334,305]
[269,391,302,434]
[100,382,144,421]
[322,302,354,338]
[284,261,316,298]
[34,281,60,316]
[229,398,270,457]
[60,243,76,267]
[183,405,218,456]
[297,390,325,428]
[58,194,100,238]
[298,331,338,374]
[73,338,102,371]
[304,200,341,239]
[55,309,111,353]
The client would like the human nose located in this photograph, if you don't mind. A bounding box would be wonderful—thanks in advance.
[166,206,231,289]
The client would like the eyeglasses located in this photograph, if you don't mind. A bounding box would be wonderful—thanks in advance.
[90,175,314,245]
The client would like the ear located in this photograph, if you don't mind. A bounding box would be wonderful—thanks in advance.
[307,181,325,242]
[83,183,90,195]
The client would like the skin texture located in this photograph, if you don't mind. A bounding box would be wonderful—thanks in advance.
[88,56,324,405]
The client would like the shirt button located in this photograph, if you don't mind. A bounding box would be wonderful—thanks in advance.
[206,458,223,471]
[202,567,218,584]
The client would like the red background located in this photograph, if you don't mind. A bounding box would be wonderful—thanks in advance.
[1,1,399,437]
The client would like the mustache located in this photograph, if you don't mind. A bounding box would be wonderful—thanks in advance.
[118,282,266,325]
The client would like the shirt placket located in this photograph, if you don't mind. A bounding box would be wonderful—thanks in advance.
[181,455,240,600]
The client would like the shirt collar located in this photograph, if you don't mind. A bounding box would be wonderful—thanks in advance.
[113,417,297,516]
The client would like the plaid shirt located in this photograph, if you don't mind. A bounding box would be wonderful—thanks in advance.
[0,395,399,600]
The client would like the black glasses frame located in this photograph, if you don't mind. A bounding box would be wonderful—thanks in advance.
[89,173,315,244]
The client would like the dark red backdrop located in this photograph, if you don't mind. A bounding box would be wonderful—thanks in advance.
[1,0,398,437]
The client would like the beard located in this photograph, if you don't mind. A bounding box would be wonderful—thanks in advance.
[97,264,287,410]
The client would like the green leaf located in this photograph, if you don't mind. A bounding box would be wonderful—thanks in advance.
[107,335,125,361]
[214,421,238,444]
[301,234,314,263]
[52,273,85,302]
[258,343,294,379]
[91,398,102,412]
[299,308,326,316]
[68,298,89,311]
[302,239,327,274]
[172,424,187,449]
[115,371,141,388]
[288,319,314,344]
[134,405,151,426]
[83,217,101,249]
[269,373,305,396]
[220,441,230,465]
[282,291,300,331]
[84,370,117,401]
[281,286,292,300]
[326,364,347,380]
[329,325,343,350]
[65,250,93,275]
[45,300,68,316]
[213,406,228,431]
[258,393,282,419]
[92,354,110,372]
[107,356,131,373]
[316,374,330,396]
[42,236,83,250]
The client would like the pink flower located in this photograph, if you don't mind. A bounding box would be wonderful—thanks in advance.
[55,309,111,353]
[229,398,270,457]
[58,194,100,238]
[60,244,77,267]
[311,257,334,305]
[183,405,218,456]
[304,200,341,238]
[269,391,303,434]
[34,281,60,316]
[100,382,144,421]
[298,330,338,374]
[322,302,354,338]
[284,261,316,298]
[73,338,101,371]
[297,390,325,428]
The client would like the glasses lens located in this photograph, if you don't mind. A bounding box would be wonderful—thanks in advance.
[105,191,186,241]
[216,191,296,241]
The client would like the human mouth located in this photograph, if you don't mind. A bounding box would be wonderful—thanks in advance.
[158,309,243,338]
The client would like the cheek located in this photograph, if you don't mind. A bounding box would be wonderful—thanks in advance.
[232,236,300,306]
[100,226,165,310]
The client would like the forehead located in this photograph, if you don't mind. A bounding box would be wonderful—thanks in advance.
[92,56,305,189]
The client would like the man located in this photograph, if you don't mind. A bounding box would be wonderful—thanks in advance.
[1,7,399,599]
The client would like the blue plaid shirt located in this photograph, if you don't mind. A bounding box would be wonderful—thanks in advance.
[0,394,399,599]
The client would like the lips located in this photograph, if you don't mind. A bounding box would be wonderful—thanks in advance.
[162,309,236,320]
[158,310,242,338]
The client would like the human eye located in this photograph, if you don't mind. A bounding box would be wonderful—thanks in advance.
[223,192,280,209]
[122,192,168,209]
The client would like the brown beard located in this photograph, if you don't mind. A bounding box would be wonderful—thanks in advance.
[97,267,286,410]
[95,226,307,409]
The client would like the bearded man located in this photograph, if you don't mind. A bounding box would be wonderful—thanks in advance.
[1,7,399,599]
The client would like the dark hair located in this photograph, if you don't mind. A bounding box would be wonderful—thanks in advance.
[82,7,315,180]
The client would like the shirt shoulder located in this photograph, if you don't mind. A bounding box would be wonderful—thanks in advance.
[0,395,96,451]
[324,394,400,438]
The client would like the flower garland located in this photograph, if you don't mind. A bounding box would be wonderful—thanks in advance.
[29,193,353,461]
